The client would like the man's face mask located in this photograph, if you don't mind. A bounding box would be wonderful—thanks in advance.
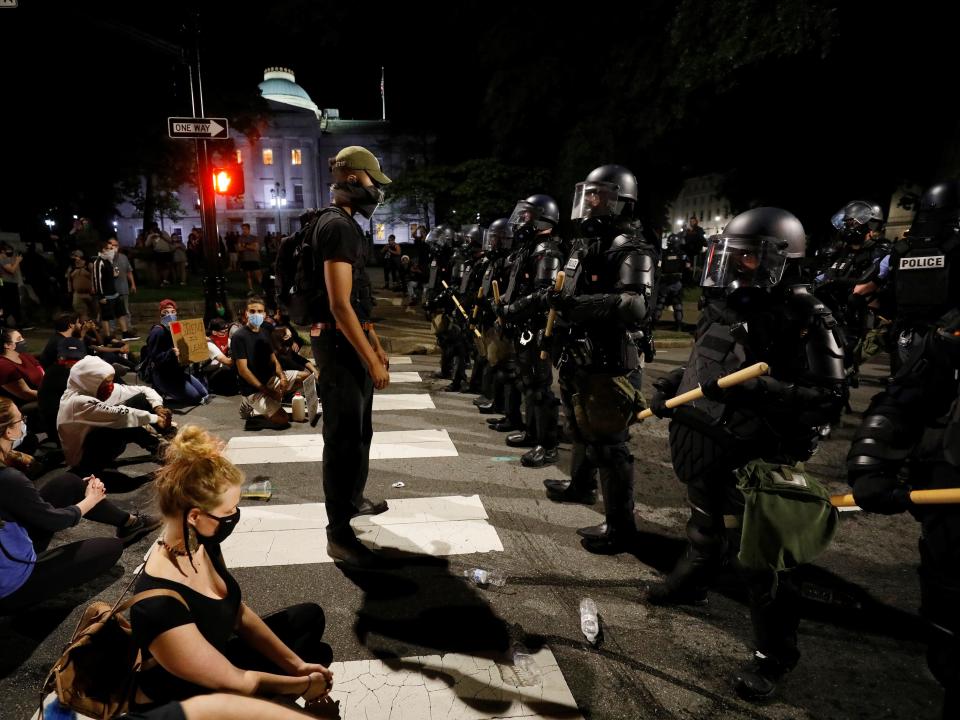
[97,380,115,401]
[248,312,265,328]
[332,178,384,219]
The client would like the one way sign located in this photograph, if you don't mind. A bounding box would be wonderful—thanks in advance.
[168,117,230,140]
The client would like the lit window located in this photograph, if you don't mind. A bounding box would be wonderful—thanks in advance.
[291,148,302,166]
[235,149,243,164]
[263,149,273,165]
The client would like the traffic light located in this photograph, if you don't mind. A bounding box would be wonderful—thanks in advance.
[211,163,244,196]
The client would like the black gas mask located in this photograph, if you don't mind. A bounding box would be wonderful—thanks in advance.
[332,181,384,219]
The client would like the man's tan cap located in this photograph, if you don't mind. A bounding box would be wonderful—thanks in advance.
[330,146,391,184]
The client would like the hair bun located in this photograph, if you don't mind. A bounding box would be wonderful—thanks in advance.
[163,425,223,465]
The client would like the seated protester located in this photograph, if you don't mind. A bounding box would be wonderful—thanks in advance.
[37,336,87,445]
[271,309,306,353]
[57,355,175,482]
[202,318,238,396]
[0,329,44,449]
[38,312,83,370]
[81,319,133,374]
[230,296,302,431]
[143,299,209,406]
[270,327,316,385]
[130,426,333,710]
[227,307,247,341]
[0,398,160,615]
[113,694,333,720]
[0,329,44,404]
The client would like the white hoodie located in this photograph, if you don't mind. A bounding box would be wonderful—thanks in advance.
[57,356,164,467]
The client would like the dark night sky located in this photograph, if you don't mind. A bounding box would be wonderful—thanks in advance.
[1,0,957,237]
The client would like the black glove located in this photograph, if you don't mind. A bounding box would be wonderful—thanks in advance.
[650,368,684,419]
[700,376,726,402]
[851,475,912,515]
[545,288,573,313]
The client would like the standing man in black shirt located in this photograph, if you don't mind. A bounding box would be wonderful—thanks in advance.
[230,296,298,431]
[311,146,392,569]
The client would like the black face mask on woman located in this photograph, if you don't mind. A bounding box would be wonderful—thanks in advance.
[196,507,241,547]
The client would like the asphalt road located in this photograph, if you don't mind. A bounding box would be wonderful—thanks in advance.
[0,293,942,720]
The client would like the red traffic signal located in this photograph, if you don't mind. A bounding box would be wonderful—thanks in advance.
[211,164,244,196]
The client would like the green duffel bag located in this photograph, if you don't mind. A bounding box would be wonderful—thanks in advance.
[735,460,839,572]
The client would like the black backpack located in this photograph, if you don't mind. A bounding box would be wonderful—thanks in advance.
[275,208,344,325]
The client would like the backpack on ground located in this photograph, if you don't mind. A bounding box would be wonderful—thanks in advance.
[39,566,187,719]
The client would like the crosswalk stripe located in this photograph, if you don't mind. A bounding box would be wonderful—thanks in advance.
[389,371,422,383]
[224,429,458,464]
[388,356,413,365]
[296,649,582,719]
[222,495,503,567]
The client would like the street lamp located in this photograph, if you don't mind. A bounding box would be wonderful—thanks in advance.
[270,182,287,235]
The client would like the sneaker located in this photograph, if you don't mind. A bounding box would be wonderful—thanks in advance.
[199,393,215,405]
[117,511,162,545]
[122,331,141,341]
[733,652,790,702]
[245,416,266,431]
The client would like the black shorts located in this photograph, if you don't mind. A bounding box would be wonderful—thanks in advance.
[240,260,260,271]
[99,296,124,321]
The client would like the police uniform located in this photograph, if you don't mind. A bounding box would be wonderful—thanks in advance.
[649,208,847,701]
[847,181,960,719]
[653,234,688,331]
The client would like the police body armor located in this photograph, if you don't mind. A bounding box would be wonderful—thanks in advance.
[660,249,687,283]
[891,234,960,325]
[503,238,564,331]
[669,285,846,483]
[559,233,656,373]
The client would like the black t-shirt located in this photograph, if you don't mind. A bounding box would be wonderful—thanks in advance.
[229,325,275,395]
[310,208,370,323]
[131,543,242,704]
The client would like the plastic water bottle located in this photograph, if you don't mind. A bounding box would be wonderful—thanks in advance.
[580,598,599,643]
[463,567,505,587]
[511,642,541,686]
[241,479,272,500]
[291,393,306,422]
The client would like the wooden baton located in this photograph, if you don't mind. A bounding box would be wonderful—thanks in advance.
[442,281,482,338]
[636,362,771,421]
[540,271,566,360]
[831,488,960,509]
[492,280,503,326]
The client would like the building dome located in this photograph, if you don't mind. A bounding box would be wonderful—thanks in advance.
[258,67,320,116]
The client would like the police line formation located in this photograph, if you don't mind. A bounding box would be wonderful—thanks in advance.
[340,165,957,712]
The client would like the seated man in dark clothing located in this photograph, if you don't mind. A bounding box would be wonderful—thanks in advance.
[56,355,175,486]
[230,296,302,431]
[37,336,88,447]
[38,312,83,369]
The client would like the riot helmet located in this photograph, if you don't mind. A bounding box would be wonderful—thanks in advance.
[460,224,483,250]
[483,218,514,255]
[571,164,638,223]
[830,200,885,244]
[665,232,684,254]
[702,207,806,291]
[425,224,457,252]
[509,194,559,243]
[907,180,960,243]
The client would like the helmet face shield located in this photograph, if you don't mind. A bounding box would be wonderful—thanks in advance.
[832,200,884,236]
[483,225,513,253]
[571,181,621,221]
[701,236,788,290]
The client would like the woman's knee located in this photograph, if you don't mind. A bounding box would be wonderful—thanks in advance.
[39,472,87,505]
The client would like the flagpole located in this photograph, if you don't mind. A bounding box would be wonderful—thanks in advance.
[381,66,386,121]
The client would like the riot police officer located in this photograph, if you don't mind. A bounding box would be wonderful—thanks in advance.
[847,181,960,719]
[653,233,689,331]
[540,165,656,553]
[814,200,890,385]
[647,208,847,700]
[422,224,458,380]
[497,194,565,466]
[474,219,515,416]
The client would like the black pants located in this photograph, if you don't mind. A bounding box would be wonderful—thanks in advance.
[517,343,558,448]
[73,393,162,479]
[312,332,374,540]
[225,602,333,671]
[0,473,127,614]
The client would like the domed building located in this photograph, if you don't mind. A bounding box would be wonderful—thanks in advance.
[116,67,433,250]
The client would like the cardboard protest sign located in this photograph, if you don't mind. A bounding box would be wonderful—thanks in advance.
[168,318,208,364]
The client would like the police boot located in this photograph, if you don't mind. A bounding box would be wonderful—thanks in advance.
[491,418,521,432]
[521,445,559,467]
[326,531,386,570]
[443,355,465,392]
[646,543,715,606]
[506,431,537,448]
[674,307,684,333]
[579,454,638,553]
[468,356,486,394]
[733,652,791,702]
[545,444,598,504]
